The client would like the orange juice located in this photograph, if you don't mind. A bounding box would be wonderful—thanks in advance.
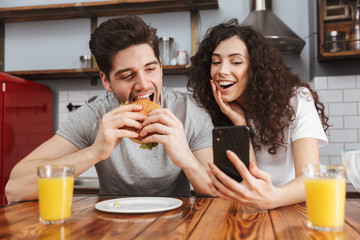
[304,177,346,230]
[38,176,74,223]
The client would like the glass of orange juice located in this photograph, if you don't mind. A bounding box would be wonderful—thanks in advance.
[37,165,75,224]
[303,164,346,232]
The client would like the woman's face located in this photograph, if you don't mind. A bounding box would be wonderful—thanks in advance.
[210,36,250,105]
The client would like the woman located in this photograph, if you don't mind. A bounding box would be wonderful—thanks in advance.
[187,18,329,209]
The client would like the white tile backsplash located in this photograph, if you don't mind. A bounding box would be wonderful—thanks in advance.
[356,75,360,87]
[68,90,89,102]
[329,102,357,115]
[317,89,343,102]
[313,74,360,164]
[329,156,343,165]
[313,76,327,90]
[328,116,343,129]
[344,116,360,128]
[344,89,360,102]
[58,91,69,101]
[319,143,344,156]
[328,75,356,89]
[329,129,358,142]
[345,142,360,150]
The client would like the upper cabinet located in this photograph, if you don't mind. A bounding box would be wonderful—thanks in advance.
[0,0,219,80]
[317,0,360,61]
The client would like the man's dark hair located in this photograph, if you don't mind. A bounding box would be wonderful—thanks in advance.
[89,15,160,80]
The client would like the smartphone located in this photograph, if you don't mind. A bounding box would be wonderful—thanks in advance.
[212,126,250,182]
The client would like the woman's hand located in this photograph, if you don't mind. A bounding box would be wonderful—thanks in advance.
[210,80,246,125]
[207,150,281,210]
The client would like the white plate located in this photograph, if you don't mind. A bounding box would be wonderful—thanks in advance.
[95,197,183,213]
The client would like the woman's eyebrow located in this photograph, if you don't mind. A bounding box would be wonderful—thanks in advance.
[212,52,247,60]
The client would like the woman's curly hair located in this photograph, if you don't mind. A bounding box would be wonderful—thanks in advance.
[187,18,329,154]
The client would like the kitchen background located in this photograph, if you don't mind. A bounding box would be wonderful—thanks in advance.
[1,0,360,179]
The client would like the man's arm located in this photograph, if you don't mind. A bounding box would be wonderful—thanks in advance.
[6,103,147,203]
[5,134,100,203]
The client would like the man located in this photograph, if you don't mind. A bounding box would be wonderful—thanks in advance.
[6,15,214,202]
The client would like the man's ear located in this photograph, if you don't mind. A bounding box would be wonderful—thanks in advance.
[100,71,112,92]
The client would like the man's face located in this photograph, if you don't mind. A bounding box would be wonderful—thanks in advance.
[100,43,163,104]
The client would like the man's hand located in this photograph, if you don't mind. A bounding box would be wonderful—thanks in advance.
[90,104,147,160]
[139,108,194,167]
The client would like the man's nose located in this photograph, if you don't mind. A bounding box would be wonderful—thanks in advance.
[134,72,152,90]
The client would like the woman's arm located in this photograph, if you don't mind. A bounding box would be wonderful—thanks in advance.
[273,137,319,207]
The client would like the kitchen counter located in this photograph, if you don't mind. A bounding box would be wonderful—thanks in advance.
[74,177,99,195]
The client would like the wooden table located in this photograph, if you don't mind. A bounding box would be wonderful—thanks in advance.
[1,196,359,239]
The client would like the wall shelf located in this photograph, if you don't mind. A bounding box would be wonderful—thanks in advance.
[4,65,189,81]
[0,1,218,75]
[317,0,360,61]
[0,0,218,23]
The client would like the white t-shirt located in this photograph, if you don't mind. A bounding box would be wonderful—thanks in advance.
[250,87,328,187]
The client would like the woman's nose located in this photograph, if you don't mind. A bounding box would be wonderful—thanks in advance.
[219,62,230,76]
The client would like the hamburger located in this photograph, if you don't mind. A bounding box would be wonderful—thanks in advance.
[123,99,162,150]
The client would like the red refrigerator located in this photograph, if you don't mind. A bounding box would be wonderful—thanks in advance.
[0,73,53,205]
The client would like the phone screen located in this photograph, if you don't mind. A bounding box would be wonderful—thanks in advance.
[212,126,250,182]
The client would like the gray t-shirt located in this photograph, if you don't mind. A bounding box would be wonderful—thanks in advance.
[56,87,213,196]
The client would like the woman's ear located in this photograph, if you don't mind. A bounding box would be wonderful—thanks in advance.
[100,71,112,92]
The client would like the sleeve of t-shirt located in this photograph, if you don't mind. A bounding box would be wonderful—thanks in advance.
[290,88,328,147]
[56,104,99,149]
[188,106,214,152]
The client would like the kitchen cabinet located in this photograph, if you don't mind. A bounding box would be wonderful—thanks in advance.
[0,0,219,79]
[317,0,360,61]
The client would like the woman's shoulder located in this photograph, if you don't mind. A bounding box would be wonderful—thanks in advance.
[292,86,314,102]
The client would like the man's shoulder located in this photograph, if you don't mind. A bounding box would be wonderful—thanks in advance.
[84,91,117,113]
[161,87,210,121]
[162,87,197,106]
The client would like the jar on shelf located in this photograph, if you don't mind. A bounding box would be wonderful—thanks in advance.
[80,55,93,69]
[350,0,360,50]
[325,31,347,52]
[176,49,188,65]
[159,37,173,65]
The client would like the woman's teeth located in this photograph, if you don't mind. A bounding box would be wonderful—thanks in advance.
[219,81,235,89]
